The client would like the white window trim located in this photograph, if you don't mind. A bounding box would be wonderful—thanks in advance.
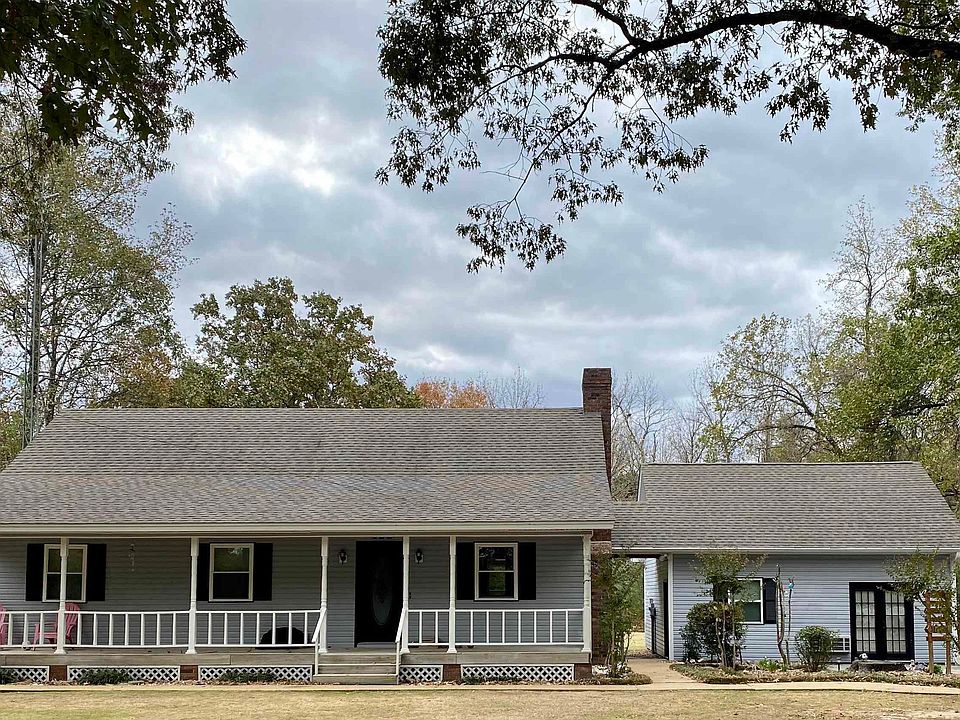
[474,542,519,602]
[209,543,255,603]
[41,543,87,603]
[737,578,764,625]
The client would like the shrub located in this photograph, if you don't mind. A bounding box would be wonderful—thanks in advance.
[217,669,277,683]
[583,672,653,685]
[681,601,745,665]
[795,625,837,671]
[755,658,782,672]
[74,668,132,685]
[0,669,15,685]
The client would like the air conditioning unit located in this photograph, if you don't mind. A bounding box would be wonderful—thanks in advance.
[831,636,851,653]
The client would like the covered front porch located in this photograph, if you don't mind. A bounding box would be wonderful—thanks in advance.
[0,532,592,679]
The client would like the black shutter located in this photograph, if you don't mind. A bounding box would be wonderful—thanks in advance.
[253,543,273,601]
[86,544,107,602]
[456,542,474,601]
[762,578,777,625]
[25,543,44,601]
[197,543,211,602]
[711,584,723,602]
[518,542,536,600]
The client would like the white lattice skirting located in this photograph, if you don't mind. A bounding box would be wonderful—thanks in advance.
[461,665,574,683]
[399,665,443,684]
[1,666,48,683]
[199,665,313,682]
[67,666,180,683]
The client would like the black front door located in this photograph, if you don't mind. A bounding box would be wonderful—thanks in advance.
[849,583,914,660]
[355,541,403,645]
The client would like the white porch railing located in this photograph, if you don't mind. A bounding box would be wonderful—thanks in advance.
[196,610,322,647]
[455,608,585,646]
[74,611,190,648]
[407,609,447,646]
[1,610,322,649]
[407,608,585,647]
[1,611,72,648]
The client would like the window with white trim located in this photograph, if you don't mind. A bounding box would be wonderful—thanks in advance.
[209,544,254,602]
[42,544,87,603]
[475,543,518,600]
[735,579,763,624]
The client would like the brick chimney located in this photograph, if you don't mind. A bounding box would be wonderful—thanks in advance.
[582,368,612,486]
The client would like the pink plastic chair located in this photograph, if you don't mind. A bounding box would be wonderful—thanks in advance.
[0,604,7,646]
[33,603,80,645]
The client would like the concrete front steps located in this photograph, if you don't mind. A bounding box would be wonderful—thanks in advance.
[312,651,397,685]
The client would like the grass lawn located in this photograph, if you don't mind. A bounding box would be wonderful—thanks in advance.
[0,687,958,720]
[628,631,645,656]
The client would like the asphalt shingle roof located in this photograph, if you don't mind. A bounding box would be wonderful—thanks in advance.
[0,408,613,530]
[613,462,960,553]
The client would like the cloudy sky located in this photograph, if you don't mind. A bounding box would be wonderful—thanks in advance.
[139,0,939,406]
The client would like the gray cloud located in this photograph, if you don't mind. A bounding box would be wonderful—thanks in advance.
[139,0,938,407]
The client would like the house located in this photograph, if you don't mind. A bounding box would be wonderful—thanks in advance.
[2,365,959,685]
[614,463,960,665]
[0,369,616,684]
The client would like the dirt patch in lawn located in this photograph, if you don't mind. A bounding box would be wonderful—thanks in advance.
[0,687,959,720]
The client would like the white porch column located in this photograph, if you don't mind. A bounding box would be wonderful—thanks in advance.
[667,553,676,662]
[54,536,69,654]
[447,536,456,653]
[401,535,410,653]
[186,537,199,655]
[582,534,592,656]
[318,536,328,654]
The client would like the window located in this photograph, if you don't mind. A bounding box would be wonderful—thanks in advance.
[475,543,518,600]
[734,579,763,624]
[42,544,87,603]
[209,544,254,602]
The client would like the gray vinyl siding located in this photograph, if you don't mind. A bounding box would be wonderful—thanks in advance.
[0,535,585,649]
[670,553,947,664]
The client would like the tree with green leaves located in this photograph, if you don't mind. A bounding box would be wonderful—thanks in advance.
[888,551,958,667]
[0,111,190,438]
[687,550,764,667]
[1,0,245,149]
[177,277,420,409]
[593,551,645,674]
[378,0,960,270]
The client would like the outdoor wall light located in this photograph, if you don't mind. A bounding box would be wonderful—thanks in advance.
[338,549,348,565]
[415,548,424,565]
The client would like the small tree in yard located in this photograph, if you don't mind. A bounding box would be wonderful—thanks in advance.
[594,553,645,677]
[775,566,795,669]
[888,552,957,670]
[689,551,765,668]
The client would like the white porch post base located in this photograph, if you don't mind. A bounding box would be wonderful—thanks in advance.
[185,536,199,655]
[54,536,69,655]
[447,535,456,653]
